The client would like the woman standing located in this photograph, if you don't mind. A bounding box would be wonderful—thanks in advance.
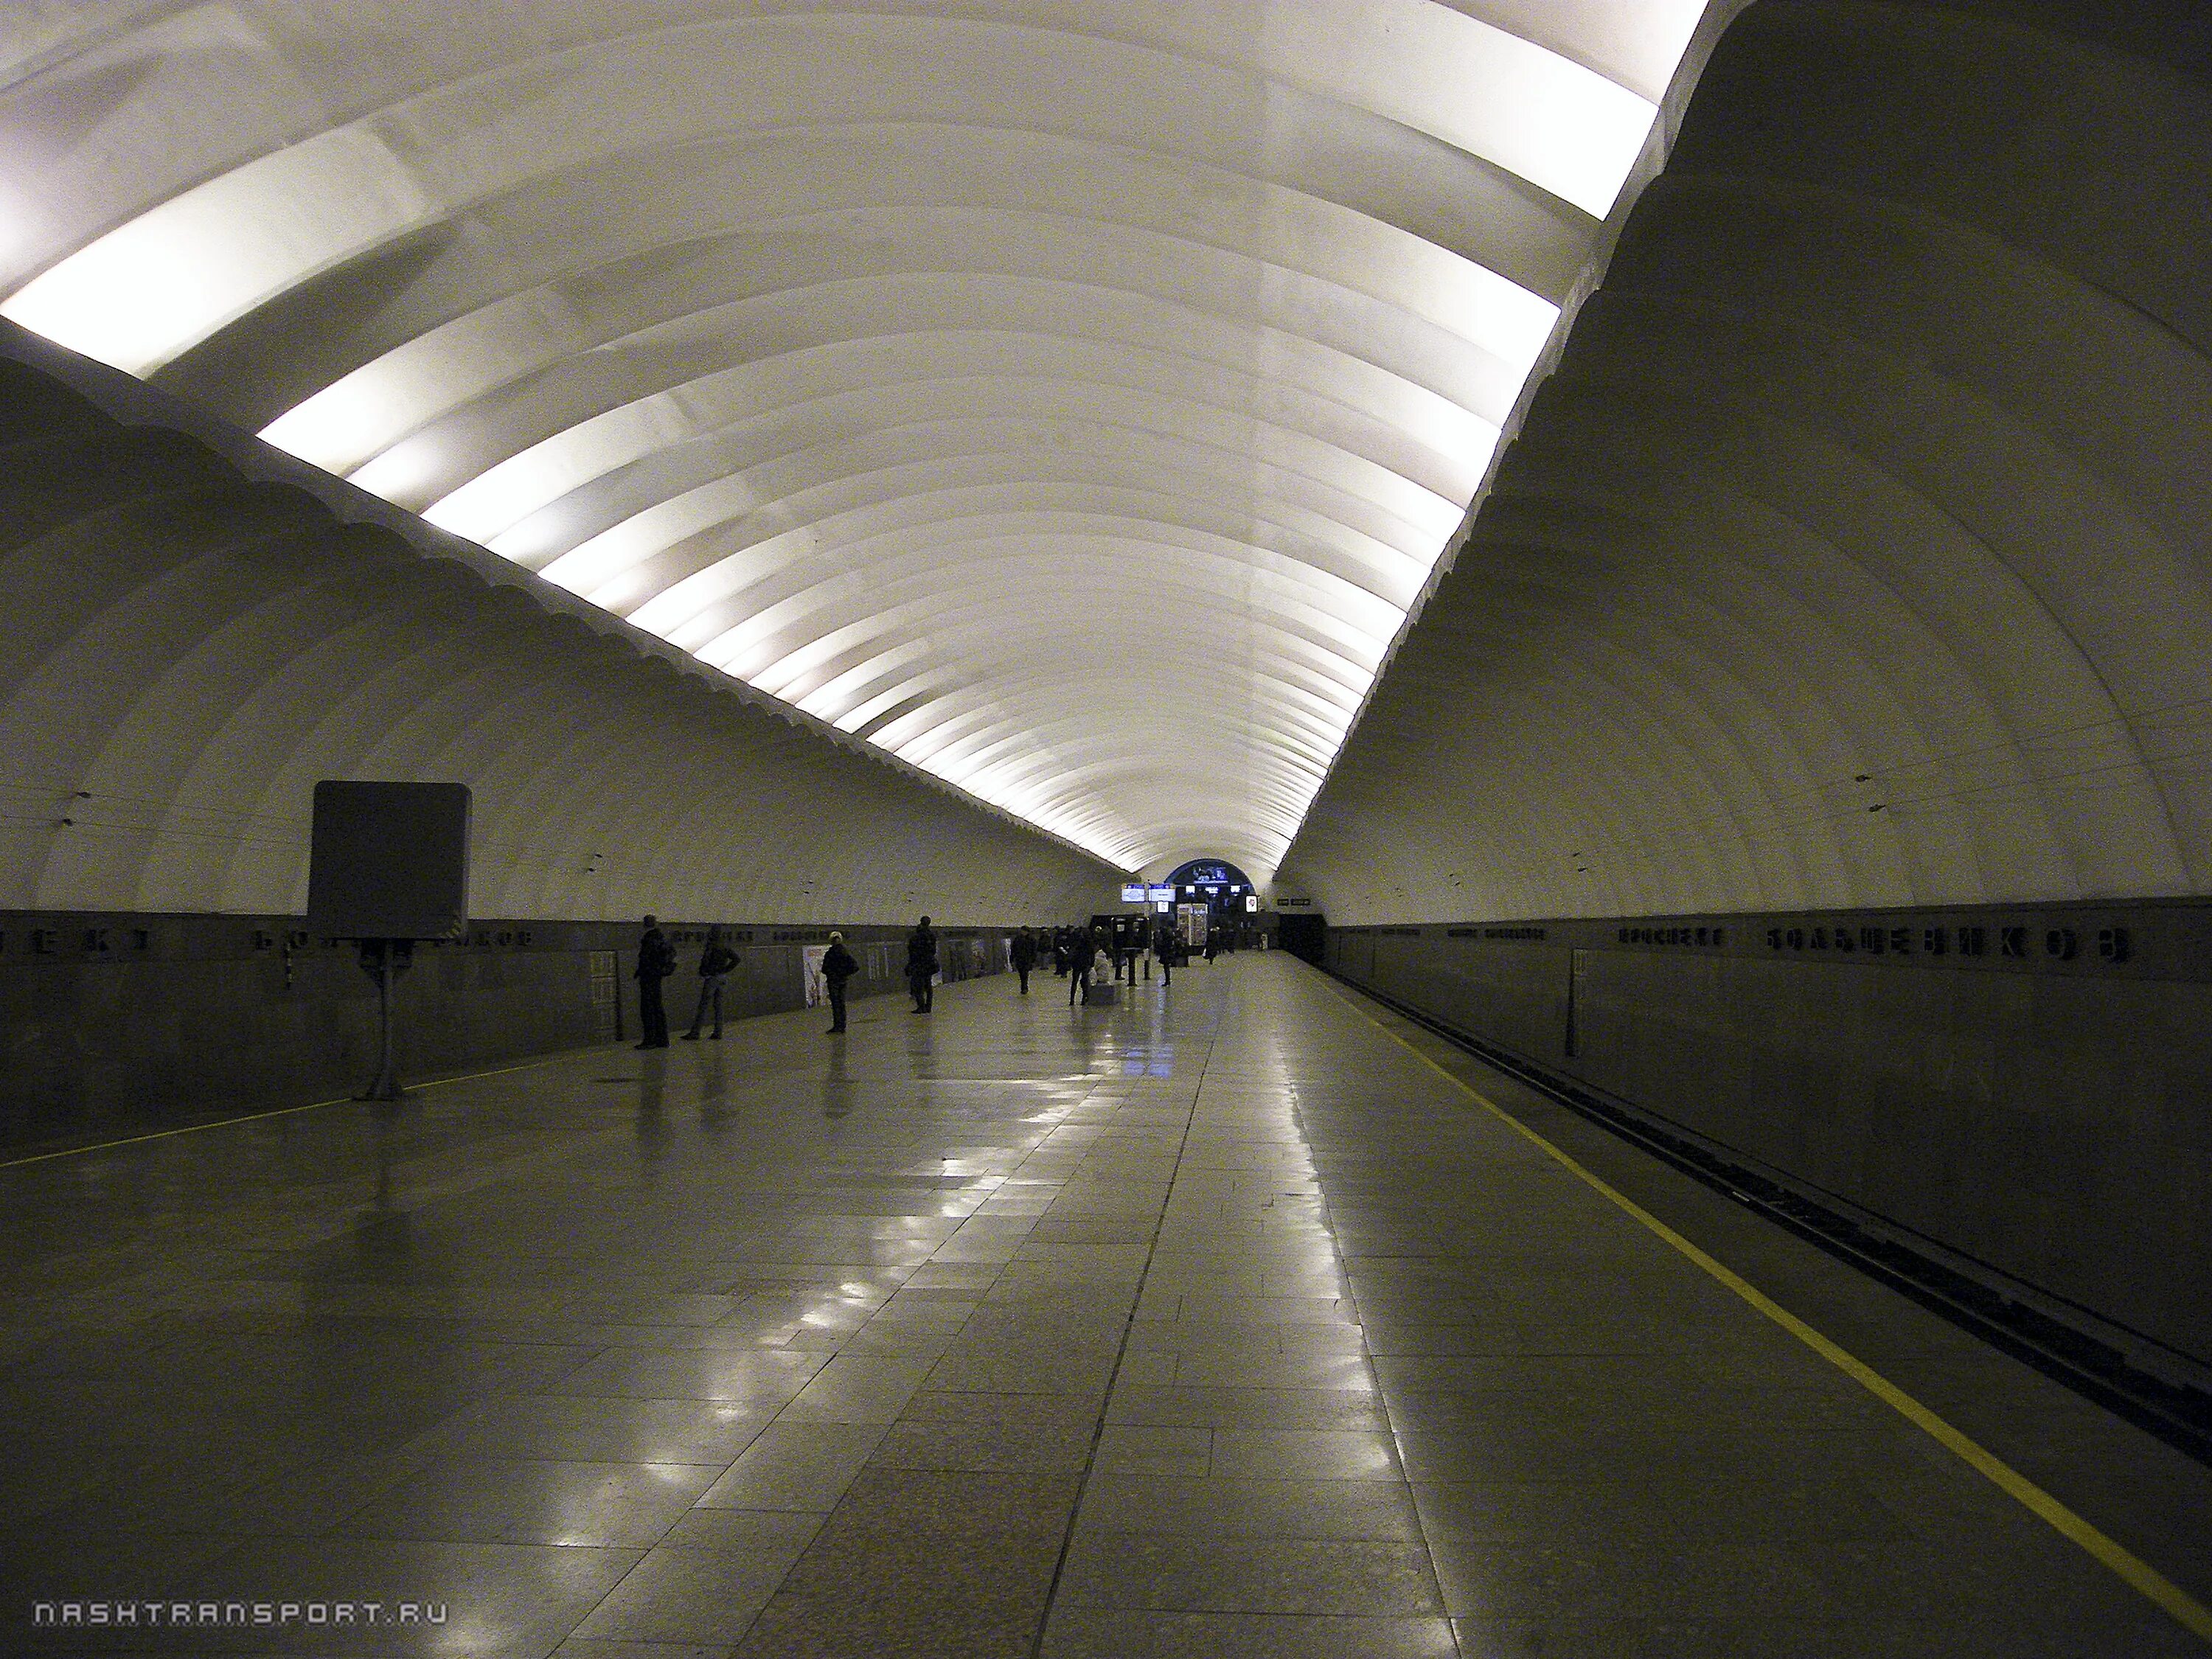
[682,927,737,1040]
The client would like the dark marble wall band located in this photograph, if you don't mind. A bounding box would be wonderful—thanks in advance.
[1324,897,2212,1381]
[0,910,1011,1139]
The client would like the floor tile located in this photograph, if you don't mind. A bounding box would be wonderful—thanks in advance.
[695,1424,888,1512]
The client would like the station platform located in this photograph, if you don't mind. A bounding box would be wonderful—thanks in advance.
[1,954,2207,1656]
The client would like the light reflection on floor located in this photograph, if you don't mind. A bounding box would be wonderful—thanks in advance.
[0,957,2202,1657]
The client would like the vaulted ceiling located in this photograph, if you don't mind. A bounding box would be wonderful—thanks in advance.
[1,1,1714,878]
[1281,0,2212,922]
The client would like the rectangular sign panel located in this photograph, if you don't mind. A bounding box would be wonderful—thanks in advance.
[1120,883,1148,902]
[306,781,470,939]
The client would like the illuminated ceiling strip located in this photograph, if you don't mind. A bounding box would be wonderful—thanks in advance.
[0,2,1709,875]
[3,14,1644,375]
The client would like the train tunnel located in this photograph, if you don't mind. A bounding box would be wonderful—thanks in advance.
[1,1,2209,1652]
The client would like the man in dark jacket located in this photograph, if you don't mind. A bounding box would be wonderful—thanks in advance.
[634,914,674,1048]
[1011,927,1037,994]
[822,931,858,1033]
[905,916,938,1012]
[1066,926,1095,1004]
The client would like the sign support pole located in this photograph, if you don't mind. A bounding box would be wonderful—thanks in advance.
[356,938,414,1101]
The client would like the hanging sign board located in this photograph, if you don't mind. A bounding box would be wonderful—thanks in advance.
[306,782,470,939]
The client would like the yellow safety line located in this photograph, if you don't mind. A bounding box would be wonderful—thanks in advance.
[0,1048,597,1170]
[1332,983,2212,1646]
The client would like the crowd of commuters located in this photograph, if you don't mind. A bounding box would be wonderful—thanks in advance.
[1012,915,1198,1005]
[633,910,1231,1045]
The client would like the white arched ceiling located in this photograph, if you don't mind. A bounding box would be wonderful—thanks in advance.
[0,0,1712,877]
[0,345,1119,922]
[1280,0,2212,924]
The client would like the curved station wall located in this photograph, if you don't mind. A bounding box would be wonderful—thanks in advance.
[1284,1,2212,1378]
[0,341,1116,1120]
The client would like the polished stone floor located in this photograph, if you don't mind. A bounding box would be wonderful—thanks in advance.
[1,955,2208,1656]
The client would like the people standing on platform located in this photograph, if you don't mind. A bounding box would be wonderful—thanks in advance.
[1012,927,1037,994]
[822,931,858,1034]
[905,915,939,1012]
[1051,929,1070,977]
[1203,928,1220,963]
[1157,922,1176,987]
[633,914,675,1048]
[681,927,737,1040]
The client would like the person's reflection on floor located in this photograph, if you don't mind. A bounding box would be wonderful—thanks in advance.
[821,1036,855,1129]
[635,1048,669,1177]
[355,1102,412,1276]
[698,1043,730,1135]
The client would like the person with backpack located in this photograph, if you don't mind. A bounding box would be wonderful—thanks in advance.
[681,926,738,1041]
[905,915,939,1012]
[822,931,858,1033]
[634,914,675,1048]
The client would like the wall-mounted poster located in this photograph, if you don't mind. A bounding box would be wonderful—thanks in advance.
[801,945,828,1006]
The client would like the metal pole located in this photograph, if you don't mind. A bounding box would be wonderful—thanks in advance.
[358,938,409,1101]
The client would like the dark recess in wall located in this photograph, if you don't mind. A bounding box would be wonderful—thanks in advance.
[1276,913,1326,964]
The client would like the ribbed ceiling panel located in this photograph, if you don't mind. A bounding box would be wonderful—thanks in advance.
[2,0,1712,875]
